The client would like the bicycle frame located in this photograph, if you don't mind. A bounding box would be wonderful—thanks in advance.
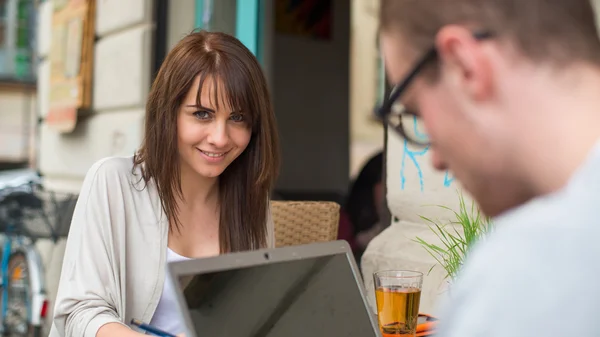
[0,229,47,336]
[0,229,13,326]
[0,170,51,336]
[23,244,47,328]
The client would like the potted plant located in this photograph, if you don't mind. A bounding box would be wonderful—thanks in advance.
[414,191,492,281]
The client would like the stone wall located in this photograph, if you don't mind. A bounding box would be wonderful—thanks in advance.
[39,0,153,192]
[0,86,36,164]
[35,0,155,332]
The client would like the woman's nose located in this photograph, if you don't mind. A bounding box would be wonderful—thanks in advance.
[206,121,229,148]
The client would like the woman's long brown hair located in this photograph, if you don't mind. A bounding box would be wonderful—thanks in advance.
[133,30,280,253]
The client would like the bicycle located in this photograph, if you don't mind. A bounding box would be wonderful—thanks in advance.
[0,169,77,337]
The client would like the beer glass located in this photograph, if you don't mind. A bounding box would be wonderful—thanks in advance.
[373,270,423,336]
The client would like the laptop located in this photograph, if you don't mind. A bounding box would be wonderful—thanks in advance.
[168,240,382,337]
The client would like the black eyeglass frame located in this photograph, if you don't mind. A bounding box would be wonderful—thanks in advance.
[376,31,494,146]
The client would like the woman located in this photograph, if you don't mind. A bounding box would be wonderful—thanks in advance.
[49,30,280,337]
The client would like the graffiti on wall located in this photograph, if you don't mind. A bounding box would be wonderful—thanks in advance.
[399,117,455,191]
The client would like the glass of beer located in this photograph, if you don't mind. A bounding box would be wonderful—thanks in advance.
[373,270,423,336]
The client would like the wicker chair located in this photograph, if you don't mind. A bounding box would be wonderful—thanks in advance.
[270,200,341,248]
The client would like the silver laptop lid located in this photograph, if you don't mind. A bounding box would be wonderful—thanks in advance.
[168,240,381,337]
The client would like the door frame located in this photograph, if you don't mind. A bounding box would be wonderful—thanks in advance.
[194,0,262,62]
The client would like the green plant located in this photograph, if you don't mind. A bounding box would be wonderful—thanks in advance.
[414,191,492,281]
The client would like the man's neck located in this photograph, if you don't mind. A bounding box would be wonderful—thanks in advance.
[514,63,600,196]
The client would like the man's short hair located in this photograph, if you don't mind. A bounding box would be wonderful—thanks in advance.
[380,0,600,67]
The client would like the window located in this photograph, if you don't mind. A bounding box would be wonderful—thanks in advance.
[0,0,36,82]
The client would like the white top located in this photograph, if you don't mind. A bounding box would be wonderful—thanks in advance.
[48,156,276,337]
[149,248,191,335]
[436,140,600,337]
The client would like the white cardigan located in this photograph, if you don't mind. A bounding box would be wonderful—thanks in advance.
[49,156,275,337]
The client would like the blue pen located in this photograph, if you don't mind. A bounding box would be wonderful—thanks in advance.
[130,318,177,337]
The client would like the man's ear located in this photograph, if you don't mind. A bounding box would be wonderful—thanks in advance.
[435,25,494,102]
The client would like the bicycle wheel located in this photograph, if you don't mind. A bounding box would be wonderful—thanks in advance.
[4,251,33,337]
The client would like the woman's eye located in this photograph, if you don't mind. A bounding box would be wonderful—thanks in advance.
[230,113,245,122]
[193,110,211,120]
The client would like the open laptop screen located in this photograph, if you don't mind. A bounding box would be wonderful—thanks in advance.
[175,251,379,337]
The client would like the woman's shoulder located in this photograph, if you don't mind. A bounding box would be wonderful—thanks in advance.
[80,156,162,218]
[87,155,136,175]
[82,155,149,195]
[84,156,142,183]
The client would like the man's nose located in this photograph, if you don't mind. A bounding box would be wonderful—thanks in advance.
[206,120,229,148]
[430,148,448,171]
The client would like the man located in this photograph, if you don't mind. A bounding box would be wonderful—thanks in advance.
[377,0,600,336]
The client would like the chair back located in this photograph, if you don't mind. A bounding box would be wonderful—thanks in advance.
[271,200,340,247]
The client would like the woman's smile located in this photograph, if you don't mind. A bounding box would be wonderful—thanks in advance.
[196,148,230,163]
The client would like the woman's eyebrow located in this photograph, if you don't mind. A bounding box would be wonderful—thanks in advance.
[186,104,215,112]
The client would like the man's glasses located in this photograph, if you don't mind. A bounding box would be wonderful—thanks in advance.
[376,31,494,147]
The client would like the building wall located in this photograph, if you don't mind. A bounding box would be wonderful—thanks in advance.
[38,0,154,193]
[35,0,155,332]
[167,0,195,51]
[349,0,384,179]
[0,84,36,165]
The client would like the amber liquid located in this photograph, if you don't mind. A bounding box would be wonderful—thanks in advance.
[375,286,421,336]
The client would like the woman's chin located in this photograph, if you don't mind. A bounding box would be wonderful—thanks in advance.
[194,167,225,179]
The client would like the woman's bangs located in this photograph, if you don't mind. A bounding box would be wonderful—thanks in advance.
[194,65,256,127]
